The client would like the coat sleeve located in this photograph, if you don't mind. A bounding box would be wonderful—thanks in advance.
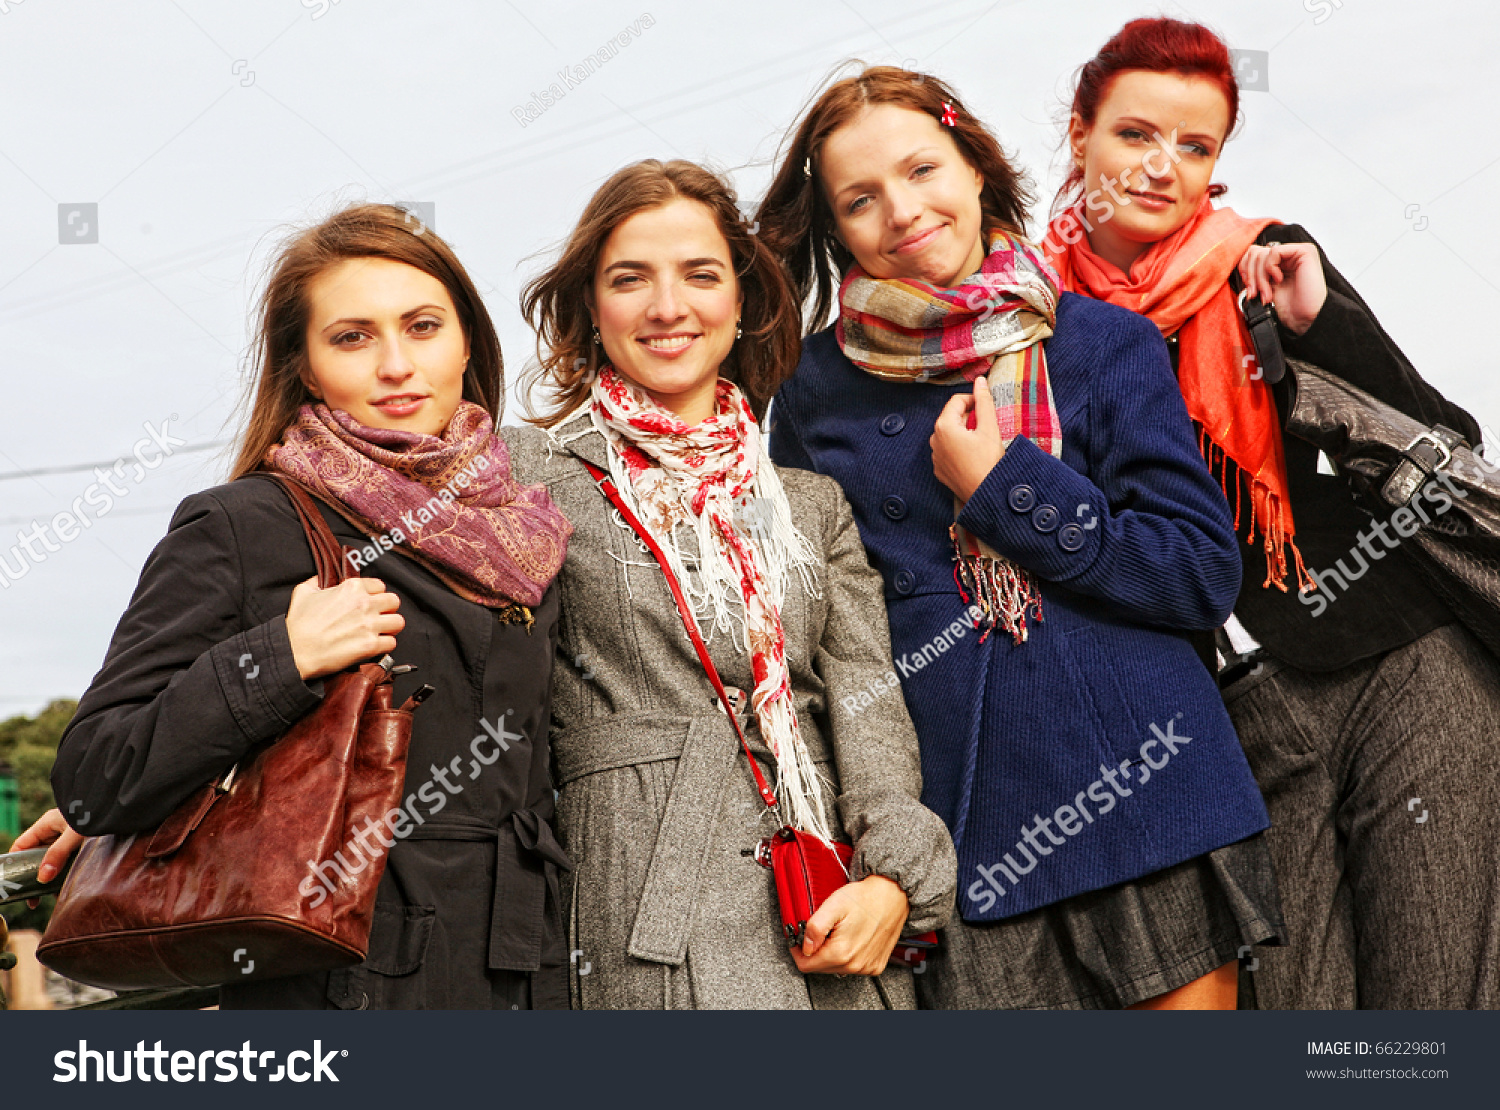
[51,489,323,835]
[808,478,957,935]
[955,314,1241,630]
[1268,225,1481,443]
[766,388,818,473]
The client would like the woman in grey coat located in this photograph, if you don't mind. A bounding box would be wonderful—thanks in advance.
[508,159,956,1009]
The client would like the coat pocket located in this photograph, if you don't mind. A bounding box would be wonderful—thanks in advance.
[325,903,435,1009]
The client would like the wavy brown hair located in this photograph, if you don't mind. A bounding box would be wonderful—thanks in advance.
[520,159,801,426]
[756,65,1035,333]
[230,203,504,480]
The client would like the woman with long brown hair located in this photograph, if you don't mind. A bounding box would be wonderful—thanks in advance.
[756,66,1282,1009]
[1045,17,1500,1008]
[507,158,956,1008]
[17,203,574,1008]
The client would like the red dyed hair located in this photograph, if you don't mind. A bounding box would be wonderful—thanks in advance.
[1058,17,1238,210]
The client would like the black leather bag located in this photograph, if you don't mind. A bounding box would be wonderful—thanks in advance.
[1282,355,1500,657]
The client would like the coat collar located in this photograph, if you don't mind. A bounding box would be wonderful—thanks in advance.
[547,410,609,471]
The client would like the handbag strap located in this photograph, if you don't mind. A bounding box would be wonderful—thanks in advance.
[263,472,355,588]
[1230,270,1288,386]
[580,459,779,814]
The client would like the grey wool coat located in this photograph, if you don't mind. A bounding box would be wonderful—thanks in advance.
[503,414,956,1009]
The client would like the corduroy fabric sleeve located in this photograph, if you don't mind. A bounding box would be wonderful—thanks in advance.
[955,316,1241,631]
[808,478,957,935]
[51,489,324,835]
[1267,226,1481,443]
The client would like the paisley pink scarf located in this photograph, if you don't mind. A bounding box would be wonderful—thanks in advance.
[266,401,570,608]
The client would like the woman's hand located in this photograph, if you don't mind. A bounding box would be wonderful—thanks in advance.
[8,808,84,908]
[1237,242,1327,336]
[791,874,910,977]
[285,576,404,680]
[931,375,1004,505]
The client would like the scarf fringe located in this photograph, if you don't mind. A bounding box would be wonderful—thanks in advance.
[1198,427,1313,595]
[950,524,1044,645]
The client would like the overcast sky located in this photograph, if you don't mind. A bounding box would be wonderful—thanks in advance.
[3,0,1497,717]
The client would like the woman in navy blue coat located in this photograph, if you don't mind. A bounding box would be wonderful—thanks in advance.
[756,66,1281,1009]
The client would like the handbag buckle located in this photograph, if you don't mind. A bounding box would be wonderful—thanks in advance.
[1404,430,1454,472]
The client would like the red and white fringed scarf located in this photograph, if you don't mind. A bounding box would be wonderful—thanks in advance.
[587,368,833,841]
[837,229,1063,644]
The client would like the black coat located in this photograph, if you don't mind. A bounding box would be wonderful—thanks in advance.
[1189,225,1479,672]
[51,472,568,1009]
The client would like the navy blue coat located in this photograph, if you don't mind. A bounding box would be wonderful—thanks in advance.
[768,293,1270,921]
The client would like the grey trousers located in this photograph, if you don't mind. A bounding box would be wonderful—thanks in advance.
[1224,621,1500,1009]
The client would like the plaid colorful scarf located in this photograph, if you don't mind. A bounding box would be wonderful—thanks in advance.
[836,229,1062,643]
[586,368,832,840]
[266,401,571,610]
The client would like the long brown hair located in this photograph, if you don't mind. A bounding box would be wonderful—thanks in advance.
[230,203,503,480]
[520,159,801,426]
[756,65,1035,333]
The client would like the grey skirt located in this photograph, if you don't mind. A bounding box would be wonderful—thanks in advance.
[916,833,1285,1009]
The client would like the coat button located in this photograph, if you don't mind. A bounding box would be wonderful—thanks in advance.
[1032,504,1059,533]
[1058,523,1086,552]
[1007,484,1036,513]
[882,496,908,521]
[893,570,916,595]
[880,413,906,436]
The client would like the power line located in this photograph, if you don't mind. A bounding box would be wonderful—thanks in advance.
[0,441,228,482]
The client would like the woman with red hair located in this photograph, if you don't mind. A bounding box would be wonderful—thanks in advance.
[1045,16,1500,1009]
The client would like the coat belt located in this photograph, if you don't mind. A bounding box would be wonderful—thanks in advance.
[404,810,572,972]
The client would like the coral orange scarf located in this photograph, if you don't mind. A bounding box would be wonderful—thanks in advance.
[1043,197,1310,592]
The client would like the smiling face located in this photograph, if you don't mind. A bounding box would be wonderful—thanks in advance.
[819,102,987,289]
[302,257,469,437]
[1068,69,1231,273]
[590,197,741,426]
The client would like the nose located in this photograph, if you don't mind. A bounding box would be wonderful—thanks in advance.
[646,281,686,323]
[887,184,922,230]
[377,332,418,381]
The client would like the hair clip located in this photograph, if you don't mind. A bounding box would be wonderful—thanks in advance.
[940,102,958,127]
[803,155,812,179]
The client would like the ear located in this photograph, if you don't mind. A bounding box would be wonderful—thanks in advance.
[1067,112,1088,169]
[298,361,324,401]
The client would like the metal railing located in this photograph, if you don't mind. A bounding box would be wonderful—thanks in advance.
[0,848,216,1010]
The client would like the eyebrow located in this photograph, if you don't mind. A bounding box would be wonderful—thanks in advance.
[603,257,727,274]
[319,304,448,332]
[832,147,944,199]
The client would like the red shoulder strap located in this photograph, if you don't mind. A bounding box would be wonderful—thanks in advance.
[581,460,778,813]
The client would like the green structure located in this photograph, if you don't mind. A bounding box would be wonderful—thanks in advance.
[0,761,18,840]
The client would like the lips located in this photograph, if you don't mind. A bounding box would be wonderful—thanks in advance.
[372,393,427,415]
[638,334,700,357]
[893,225,943,254]
[1126,189,1174,209]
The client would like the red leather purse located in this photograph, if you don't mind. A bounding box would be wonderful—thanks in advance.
[582,461,937,968]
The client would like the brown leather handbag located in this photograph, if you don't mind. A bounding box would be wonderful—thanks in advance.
[37,474,431,991]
